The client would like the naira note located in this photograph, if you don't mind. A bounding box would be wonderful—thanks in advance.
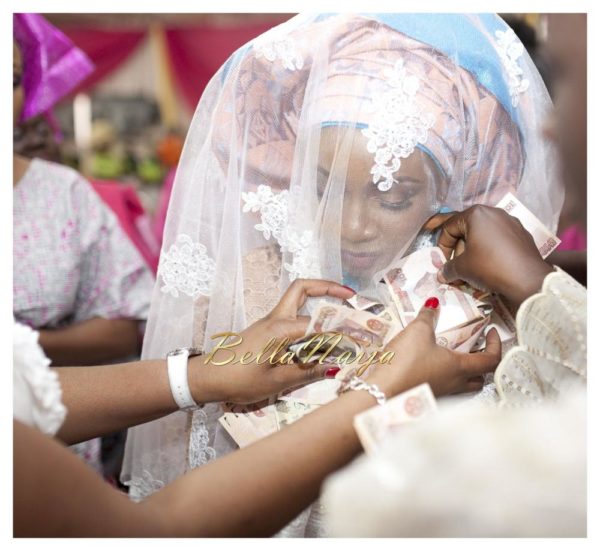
[305,301,398,353]
[218,411,262,448]
[346,294,386,315]
[435,315,489,353]
[219,399,318,447]
[495,192,561,258]
[353,383,438,455]
[219,400,279,446]
[282,302,400,405]
[274,399,318,429]
[472,295,517,353]
[383,247,482,334]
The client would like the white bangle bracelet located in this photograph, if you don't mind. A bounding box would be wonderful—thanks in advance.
[166,347,204,411]
[340,376,386,406]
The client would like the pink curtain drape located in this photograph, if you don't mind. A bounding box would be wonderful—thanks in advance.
[58,20,289,108]
[61,28,146,95]
[91,180,161,272]
[164,20,287,109]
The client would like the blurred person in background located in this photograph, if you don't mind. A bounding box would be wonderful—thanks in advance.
[13,13,155,474]
[502,14,586,284]
[13,113,61,162]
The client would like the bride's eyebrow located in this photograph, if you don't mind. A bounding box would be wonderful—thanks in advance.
[394,177,423,187]
[245,165,287,186]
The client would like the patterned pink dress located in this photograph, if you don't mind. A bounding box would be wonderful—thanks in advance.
[13,158,155,471]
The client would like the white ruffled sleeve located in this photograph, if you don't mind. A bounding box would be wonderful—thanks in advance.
[494,267,586,405]
[13,321,67,435]
[321,269,587,537]
[322,391,586,537]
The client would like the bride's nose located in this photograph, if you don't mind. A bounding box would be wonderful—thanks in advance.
[341,196,378,243]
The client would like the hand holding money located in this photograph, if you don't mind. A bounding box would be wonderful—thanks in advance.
[367,301,502,398]
[436,200,557,307]
[205,278,356,404]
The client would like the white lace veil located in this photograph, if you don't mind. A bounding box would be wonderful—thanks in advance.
[121,13,563,501]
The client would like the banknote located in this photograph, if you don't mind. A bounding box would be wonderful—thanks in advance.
[302,301,399,354]
[383,247,482,333]
[353,383,438,454]
[282,302,400,404]
[346,294,382,312]
[306,303,340,334]
[218,411,263,448]
[219,413,258,448]
[495,192,561,258]
[219,399,317,447]
[221,400,279,440]
[288,331,358,365]
[278,377,342,406]
[472,295,517,352]
[435,315,490,353]
[219,399,280,447]
[309,302,396,348]
[274,399,318,429]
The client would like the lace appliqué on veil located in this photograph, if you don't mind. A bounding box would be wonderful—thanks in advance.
[128,470,166,503]
[158,234,216,299]
[362,59,436,192]
[254,31,303,71]
[188,408,217,468]
[242,185,320,280]
[494,29,530,107]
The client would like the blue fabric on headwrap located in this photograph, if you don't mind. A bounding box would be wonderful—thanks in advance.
[364,13,522,128]
[315,13,523,130]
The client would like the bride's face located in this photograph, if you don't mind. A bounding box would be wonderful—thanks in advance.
[317,127,441,281]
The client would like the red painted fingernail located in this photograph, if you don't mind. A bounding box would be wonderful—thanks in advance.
[424,297,440,309]
[325,367,341,378]
[341,285,356,294]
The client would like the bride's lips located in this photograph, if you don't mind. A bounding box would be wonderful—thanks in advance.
[341,249,381,271]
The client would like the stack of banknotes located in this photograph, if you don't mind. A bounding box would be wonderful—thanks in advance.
[218,192,561,451]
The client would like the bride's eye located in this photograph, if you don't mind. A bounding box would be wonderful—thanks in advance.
[379,188,418,211]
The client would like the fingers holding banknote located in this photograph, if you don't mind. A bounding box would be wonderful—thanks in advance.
[435,205,553,307]
[367,299,501,397]
[198,279,356,404]
[270,278,356,320]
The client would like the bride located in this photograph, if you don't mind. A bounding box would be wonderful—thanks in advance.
[122,13,563,535]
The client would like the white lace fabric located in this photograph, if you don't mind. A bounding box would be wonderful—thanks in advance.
[122,14,563,536]
[494,28,530,106]
[242,185,320,280]
[362,59,436,191]
[13,321,66,435]
[254,31,304,71]
[158,234,216,299]
[495,268,586,404]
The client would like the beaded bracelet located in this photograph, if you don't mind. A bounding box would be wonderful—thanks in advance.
[340,376,386,406]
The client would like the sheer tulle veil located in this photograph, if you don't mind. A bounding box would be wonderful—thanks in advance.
[122,13,563,524]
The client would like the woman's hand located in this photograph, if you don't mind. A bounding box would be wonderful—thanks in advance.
[366,299,502,397]
[435,205,553,307]
[190,279,356,404]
